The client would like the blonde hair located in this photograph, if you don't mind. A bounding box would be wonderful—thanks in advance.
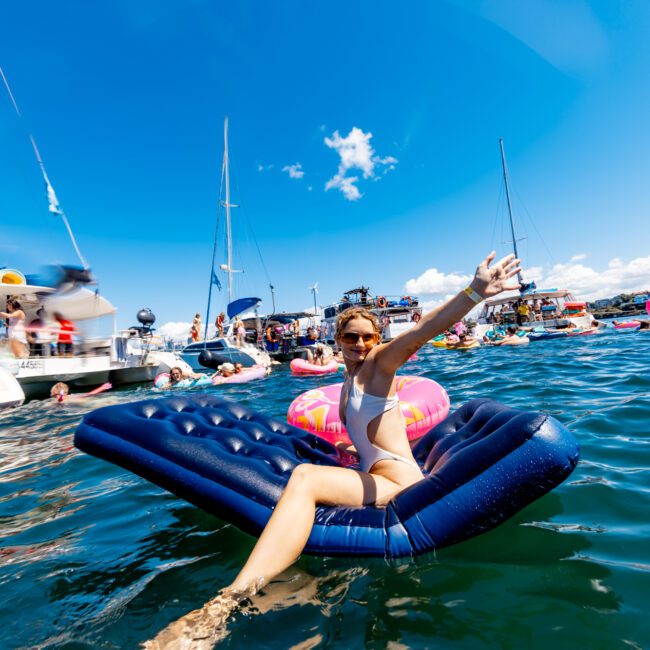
[335,307,380,341]
[50,382,69,397]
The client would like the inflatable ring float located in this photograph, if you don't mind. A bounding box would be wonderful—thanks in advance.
[74,396,579,558]
[287,375,449,444]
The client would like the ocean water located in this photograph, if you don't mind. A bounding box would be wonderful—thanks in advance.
[1,329,649,649]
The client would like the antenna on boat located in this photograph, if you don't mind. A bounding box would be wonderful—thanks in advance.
[269,283,276,314]
[309,282,319,315]
[499,138,524,285]
[0,66,89,270]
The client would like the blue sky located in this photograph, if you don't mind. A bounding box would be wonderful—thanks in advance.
[1,1,649,334]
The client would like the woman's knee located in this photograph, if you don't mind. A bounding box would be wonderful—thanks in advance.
[286,463,318,495]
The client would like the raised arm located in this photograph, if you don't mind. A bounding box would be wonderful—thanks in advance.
[374,252,521,373]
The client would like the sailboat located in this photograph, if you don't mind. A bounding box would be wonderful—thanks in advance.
[474,139,594,337]
[180,117,271,371]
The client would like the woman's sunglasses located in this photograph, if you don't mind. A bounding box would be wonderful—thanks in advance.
[340,332,376,344]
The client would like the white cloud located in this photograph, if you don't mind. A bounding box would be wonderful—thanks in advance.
[257,163,274,172]
[405,267,472,296]
[403,254,650,304]
[537,255,650,299]
[324,127,398,201]
[571,253,587,262]
[157,322,221,342]
[282,162,305,179]
[157,321,193,341]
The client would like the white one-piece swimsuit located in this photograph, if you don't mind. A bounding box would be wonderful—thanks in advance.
[345,376,422,473]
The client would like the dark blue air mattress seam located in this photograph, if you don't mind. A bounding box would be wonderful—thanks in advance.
[385,503,420,558]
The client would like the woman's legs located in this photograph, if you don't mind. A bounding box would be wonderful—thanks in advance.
[145,463,416,646]
[10,339,27,358]
[229,463,406,592]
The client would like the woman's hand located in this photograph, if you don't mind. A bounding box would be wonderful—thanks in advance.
[470,252,521,298]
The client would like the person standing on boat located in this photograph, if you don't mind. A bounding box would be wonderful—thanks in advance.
[145,252,522,647]
[0,299,28,358]
[516,300,530,325]
[215,312,226,337]
[26,308,57,357]
[190,313,201,343]
[54,312,75,357]
[234,316,246,347]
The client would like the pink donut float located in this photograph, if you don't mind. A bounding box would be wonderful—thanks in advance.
[287,375,450,444]
[290,358,339,376]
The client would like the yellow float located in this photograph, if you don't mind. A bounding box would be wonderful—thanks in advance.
[0,269,26,285]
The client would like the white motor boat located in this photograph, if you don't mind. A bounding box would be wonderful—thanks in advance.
[1,274,187,402]
[320,287,422,345]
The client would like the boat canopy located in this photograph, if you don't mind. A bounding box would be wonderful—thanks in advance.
[43,287,116,320]
[0,283,53,298]
[227,297,261,319]
[484,288,571,307]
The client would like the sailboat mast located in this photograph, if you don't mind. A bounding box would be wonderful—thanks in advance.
[499,138,523,283]
[224,117,233,304]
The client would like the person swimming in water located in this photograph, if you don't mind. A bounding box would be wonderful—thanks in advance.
[145,252,521,647]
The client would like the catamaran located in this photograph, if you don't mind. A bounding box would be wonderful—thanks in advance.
[473,140,594,337]
[180,117,271,371]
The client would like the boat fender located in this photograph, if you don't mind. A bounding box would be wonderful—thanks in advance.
[198,349,221,370]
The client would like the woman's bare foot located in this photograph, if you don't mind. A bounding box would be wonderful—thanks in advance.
[142,587,252,650]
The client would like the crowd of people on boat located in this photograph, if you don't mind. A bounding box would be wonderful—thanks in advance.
[486,297,565,325]
[1,298,77,359]
[264,321,320,352]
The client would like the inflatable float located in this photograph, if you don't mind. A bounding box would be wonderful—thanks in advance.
[287,376,449,444]
[212,365,267,385]
[74,396,579,558]
[153,373,213,389]
[290,358,339,376]
[527,331,568,342]
[431,337,480,350]
[613,321,641,330]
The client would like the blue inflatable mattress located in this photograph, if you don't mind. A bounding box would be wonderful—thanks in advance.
[74,396,579,558]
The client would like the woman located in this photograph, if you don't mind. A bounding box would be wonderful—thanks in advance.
[146,252,520,646]
[306,342,334,366]
[162,366,202,389]
[234,317,246,347]
[215,312,226,338]
[0,299,28,358]
[191,313,201,343]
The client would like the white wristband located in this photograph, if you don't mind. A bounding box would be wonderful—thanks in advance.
[463,286,484,304]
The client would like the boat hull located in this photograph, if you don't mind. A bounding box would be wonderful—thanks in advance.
[16,356,113,400]
[181,339,270,371]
